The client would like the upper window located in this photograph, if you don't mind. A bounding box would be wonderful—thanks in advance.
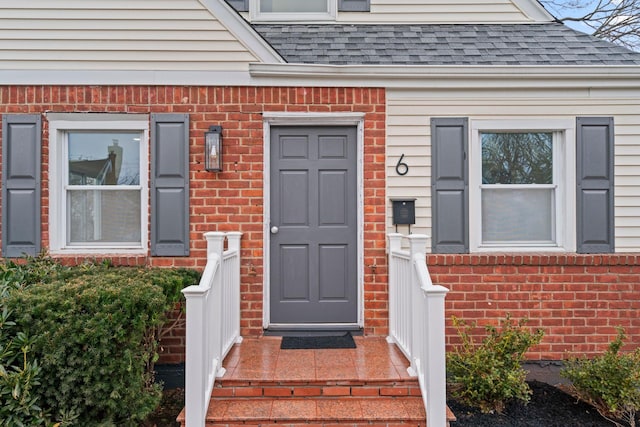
[49,116,149,253]
[251,0,336,21]
[470,120,575,252]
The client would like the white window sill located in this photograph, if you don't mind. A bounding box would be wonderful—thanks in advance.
[50,248,147,256]
[472,246,568,253]
[250,14,336,22]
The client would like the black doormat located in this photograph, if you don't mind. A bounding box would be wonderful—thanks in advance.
[280,332,356,349]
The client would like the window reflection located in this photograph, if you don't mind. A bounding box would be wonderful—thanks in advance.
[66,131,142,245]
[260,0,328,13]
[481,132,553,185]
[68,132,140,186]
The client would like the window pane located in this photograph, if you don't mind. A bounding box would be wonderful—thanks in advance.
[482,132,553,184]
[68,190,141,244]
[68,132,140,185]
[260,0,328,13]
[482,188,554,243]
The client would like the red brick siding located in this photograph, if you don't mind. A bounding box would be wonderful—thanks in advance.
[0,85,387,364]
[430,254,640,360]
[3,86,637,364]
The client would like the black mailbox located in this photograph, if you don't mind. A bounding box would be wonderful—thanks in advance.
[391,199,416,225]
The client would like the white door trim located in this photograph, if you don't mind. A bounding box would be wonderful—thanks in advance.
[262,112,365,330]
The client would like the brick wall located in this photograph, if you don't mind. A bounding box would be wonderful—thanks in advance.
[430,254,640,360]
[4,85,636,364]
[0,85,387,364]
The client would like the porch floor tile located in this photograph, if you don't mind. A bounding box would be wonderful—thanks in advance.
[221,336,410,382]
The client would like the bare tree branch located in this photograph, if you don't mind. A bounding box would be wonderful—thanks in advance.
[543,0,640,51]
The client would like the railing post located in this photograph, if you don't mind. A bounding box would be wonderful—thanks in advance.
[407,234,428,259]
[205,232,226,378]
[205,231,226,260]
[408,234,428,376]
[225,231,243,346]
[387,233,404,345]
[423,285,449,426]
[388,233,403,253]
[226,231,242,253]
[182,285,208,427]
[423,284,449,427]
[408,234,449,427]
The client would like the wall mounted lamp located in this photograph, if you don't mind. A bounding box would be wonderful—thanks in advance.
[205,125,223,172]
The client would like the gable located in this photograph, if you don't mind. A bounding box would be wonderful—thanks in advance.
[0,0,281,77]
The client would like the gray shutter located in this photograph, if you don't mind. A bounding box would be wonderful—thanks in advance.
[339,0,370,11]
[151,114,190,256]
[226,0,248,12]
[576,117,614,253]
[1,115,41,258]
[431,118,469,253]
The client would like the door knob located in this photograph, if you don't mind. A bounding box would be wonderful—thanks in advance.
[270,226,279,234]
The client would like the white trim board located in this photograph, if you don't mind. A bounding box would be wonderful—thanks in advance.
[0,70,256,86]
[262,112,366,330]
[512,0,554,21]
[250,64,640,89]
[3,65,639,87]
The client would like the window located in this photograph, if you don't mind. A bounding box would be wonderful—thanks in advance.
[260,0,328,12]
[481,132,554,244]
[49,116,149,253]
[250,0,335,21]
[470,120,575,252]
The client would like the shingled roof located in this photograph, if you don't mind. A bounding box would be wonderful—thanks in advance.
[252,23,640,66]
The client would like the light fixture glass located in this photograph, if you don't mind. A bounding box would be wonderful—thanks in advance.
[205,125,222,172]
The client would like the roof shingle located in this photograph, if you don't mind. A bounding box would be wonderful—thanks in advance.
[253,23,640,66]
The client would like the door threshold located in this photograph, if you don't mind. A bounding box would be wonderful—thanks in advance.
[265,324,363,337]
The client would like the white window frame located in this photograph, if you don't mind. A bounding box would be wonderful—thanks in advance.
[250,0,336,21]
[48,115,149,254]
[470,119,576,252]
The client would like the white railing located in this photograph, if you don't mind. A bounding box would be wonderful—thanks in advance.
[182,232,243,427]
[387,233,449,427]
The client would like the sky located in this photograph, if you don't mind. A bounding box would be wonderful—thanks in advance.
[539,1,596,34]
[541,0,640,52]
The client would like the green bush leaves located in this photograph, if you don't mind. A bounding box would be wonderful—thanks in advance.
[0,308,49,427]
[562,328,640,427]
[0,256,198,426]
[447,315,544,414]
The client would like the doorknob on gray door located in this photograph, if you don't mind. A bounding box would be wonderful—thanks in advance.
[270,226,279,234]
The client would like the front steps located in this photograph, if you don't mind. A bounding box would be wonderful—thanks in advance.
[207,378,428,425]
[178,336,455,427]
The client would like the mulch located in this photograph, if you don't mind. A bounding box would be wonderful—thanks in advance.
[448,380,625,427]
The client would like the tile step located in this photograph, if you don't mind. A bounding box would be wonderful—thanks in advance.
[206,422,428,427]
[212,379,422,398]
[205,396,429,424]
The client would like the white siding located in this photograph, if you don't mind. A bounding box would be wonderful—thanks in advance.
[387,88,640,252]
[337,0,545,23]
[0,0,259,71]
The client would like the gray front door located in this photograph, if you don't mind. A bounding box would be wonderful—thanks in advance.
[270,126,358,325]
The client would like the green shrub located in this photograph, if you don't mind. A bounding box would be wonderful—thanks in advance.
[1,258,198,426]
[0,255,70,290]
[447,315,544,414]
[561,328,640,427]
[0,307,50,427]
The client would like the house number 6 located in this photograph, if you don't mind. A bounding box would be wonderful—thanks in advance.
[395,154,409,176]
